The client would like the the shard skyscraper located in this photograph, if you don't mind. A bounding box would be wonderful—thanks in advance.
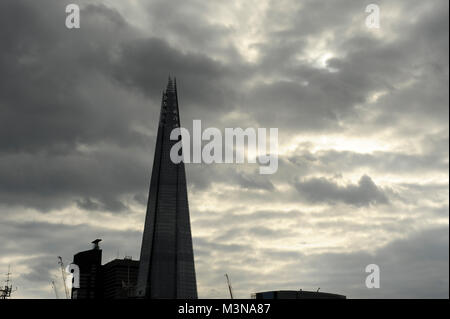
[136,78,197,299]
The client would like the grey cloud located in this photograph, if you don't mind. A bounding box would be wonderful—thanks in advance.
[198,225,449,298]
[193,237,250,257]
[234,171,275,191]
[187,165,275,193]
[212,225,295,242]
[300,225,450,298]
[110,37,240,111]
[0,1,149,154]
[0,220,140,258]
[286,147,448,176]
[75,197,127,212]
[21,256,58,284]
[0,148,150,211]
[192,209,304,229]
[0,0,447,299]
[295,175,389,206]
[246,0,449,135]
[0,0,246,212]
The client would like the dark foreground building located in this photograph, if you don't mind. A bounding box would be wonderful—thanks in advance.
[103,258,139,299]
[71,240,139,299]
[71,240,103,299]
[252,290,346,299]
[136,78,197,299]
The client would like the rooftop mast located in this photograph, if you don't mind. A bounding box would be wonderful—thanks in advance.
[0,265,15,299]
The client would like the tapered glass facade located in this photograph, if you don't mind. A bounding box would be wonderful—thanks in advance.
[136,78,197,299]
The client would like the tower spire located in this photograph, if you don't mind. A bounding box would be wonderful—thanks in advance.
[136,78,197,299]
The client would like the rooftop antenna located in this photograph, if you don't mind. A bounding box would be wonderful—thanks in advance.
[5,265,11,289]
[225,274,234,299]
[317,287,320,292]
[0,265,16,299]
[91,238,102,250]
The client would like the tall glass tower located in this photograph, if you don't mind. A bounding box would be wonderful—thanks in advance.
[136,78,197,299]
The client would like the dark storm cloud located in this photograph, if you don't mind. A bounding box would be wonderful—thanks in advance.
[295,175,389,206]
[0,0,242,211]
[0,1,148,153]
[109,36,244,115]
[0,147,150,211]
[0,0,447,212]
[0,0,226,138]
[75,197,127,212]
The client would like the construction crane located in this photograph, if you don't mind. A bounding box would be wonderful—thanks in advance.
[57,256,70,299]
[225,273,234,299]
[51,280,59,299]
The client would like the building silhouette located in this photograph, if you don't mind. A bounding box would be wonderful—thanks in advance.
[135,78,197,299]
[71,240,103,299]
[252,290,346,299]
[103,257,139,299]
[71,240,139,299]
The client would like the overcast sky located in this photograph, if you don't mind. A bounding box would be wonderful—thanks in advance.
[0,0,448,298]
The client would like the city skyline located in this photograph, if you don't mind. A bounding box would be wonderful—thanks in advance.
[0,0,448,299]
